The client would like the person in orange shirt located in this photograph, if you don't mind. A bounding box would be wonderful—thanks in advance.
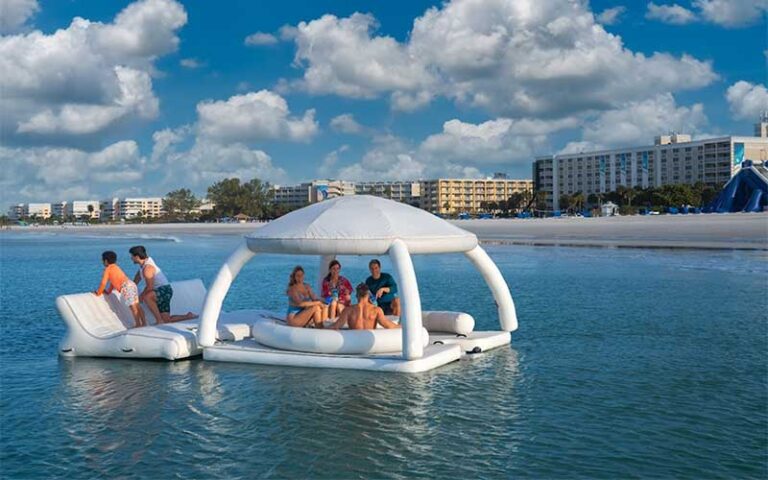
[93,251,146,328]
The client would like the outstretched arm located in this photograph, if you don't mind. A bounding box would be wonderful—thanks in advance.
[94,269,109,296]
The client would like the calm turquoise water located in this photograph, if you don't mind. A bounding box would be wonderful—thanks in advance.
[1,232,766,479]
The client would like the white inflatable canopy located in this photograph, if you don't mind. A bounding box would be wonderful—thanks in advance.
[245,195,478,254]
[198,196,517,360]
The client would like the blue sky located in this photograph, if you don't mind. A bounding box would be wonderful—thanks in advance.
[1,0,766,203]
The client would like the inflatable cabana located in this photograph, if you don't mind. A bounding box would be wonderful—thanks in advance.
[199,195,518,373]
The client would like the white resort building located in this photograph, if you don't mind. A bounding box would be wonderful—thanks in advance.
[354,181,422,205]
[533,119,768,211]
[271,180,356,209]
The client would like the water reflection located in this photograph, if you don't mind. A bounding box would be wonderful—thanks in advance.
[52,347,521,479]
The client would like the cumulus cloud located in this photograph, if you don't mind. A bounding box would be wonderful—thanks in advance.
[150,125,190,162]
[330,114,364,134]
[597,6,626,25]
[419,117,578,164]
[318,145,349,177]
[646,3,698,24]
[289,13,435,101]
[0,0,186,144]
[196,90,318,143]
[162,140,287,188]
[694,0,768,28]
[282,0,716,116]
[244,31,278,46]
[0,141,146,203]
[337,135,425,181]
[646,0,767,27]
[582,93,707,147]
[726,81,768,120]
[329,115,577,181]
[15,66,158,135]
[0,0,39,33]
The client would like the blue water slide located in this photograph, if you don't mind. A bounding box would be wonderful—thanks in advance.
[707,161,768,213]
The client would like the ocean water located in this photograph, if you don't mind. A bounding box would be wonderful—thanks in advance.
[1,232,766,479]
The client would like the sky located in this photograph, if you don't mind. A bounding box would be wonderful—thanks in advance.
[1,0,766,203]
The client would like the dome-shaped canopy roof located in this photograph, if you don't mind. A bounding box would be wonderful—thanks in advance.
[246,195,477,254]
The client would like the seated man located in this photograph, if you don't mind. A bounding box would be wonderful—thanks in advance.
[365,259,401,316]
[330,283,400,330]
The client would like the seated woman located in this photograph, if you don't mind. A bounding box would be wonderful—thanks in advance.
[321,260,353,319]
[285,266,327,328]
[329,283,400,330]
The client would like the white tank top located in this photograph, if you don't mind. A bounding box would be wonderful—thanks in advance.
[141,257,169,288]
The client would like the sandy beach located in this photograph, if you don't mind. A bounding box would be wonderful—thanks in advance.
[4,213,767,250]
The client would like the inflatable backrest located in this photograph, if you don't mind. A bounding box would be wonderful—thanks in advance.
[56,279,207,334]
[56,293,131,338]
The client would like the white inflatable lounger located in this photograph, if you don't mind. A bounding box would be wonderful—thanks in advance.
[56,279,260,360]
[252,320,430,355]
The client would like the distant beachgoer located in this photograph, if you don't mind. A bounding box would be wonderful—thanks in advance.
[330,283,400,330]
[321,260,353,319]
[93,251,146,328]
[286,266,327,328]
[129,245,197,324]
[365,259,401,316]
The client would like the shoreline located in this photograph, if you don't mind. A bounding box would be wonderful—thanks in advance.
[3,212,767,251]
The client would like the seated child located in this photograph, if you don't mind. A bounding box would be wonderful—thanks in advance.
[93,251,146,328]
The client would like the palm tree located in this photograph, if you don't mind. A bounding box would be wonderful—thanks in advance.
[571,192,585,212]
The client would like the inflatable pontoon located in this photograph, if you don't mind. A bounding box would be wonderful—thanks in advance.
[57,196,518,372]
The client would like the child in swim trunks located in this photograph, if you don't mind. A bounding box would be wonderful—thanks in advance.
[93,251,146,328]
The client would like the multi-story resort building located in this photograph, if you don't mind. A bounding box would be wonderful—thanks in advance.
[52,201,67,219]
[271,180,356,209]
[118,197,164,219]
[420,178,534,215]
[6,203,50,220]
[533,121,768,211]
[354,181,421,205]
[26,203,52,219]
[98,197,164,220]
[66,201,101,220]
[7,204,25,220]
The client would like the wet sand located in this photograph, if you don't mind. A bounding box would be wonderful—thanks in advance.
[3,213,767,250]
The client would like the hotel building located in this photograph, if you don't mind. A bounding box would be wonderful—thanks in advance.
[533,125,768,211]
[66,201,101,220]
[52,201,67,218]
[272,180,356,209]
[354,181,421,205]
[419,178,534,214]
[26,203,52,219]
[118,197,164,219]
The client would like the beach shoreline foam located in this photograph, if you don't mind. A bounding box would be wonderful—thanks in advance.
[3,213,767,250]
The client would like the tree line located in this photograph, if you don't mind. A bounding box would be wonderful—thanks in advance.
[163,177,285,222]
[558,182,722,214]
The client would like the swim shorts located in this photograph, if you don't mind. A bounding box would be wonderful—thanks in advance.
[119,281,139,306]
[154,284,173,313]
